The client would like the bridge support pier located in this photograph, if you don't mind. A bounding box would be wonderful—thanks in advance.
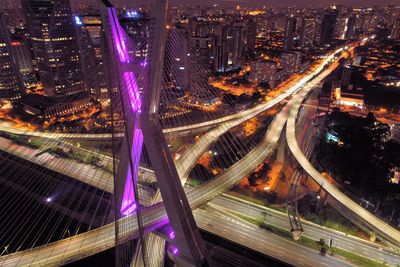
[370,231,376,242]
[291,229,303,241]
[275,132,286,164]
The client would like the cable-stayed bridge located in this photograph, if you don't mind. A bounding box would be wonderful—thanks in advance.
[0,1,400,267]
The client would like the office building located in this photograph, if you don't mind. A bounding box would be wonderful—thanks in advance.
[283,16,296,51]
[340,66,353,87]
[0,9,22,103]
[21,0,85,96]
[250,60,277,88]
[301,17,318,47]
[281,51,301,76]
[226,22,247,66]
[213,25,228,73]
[162,26,189,106]
[76,20,98,97]
[80,15,108,98]
[246,18,257,54]
[320,6,339,45]
[391,19,400,40]
[10,35,34,76]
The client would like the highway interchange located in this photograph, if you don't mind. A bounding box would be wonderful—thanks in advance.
[1,44,400,266]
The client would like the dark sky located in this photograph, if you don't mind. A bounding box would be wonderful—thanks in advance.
[71,0,399,7]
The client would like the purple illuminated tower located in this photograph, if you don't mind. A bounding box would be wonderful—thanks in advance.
[100,0,212,266]
[105,4,143,217]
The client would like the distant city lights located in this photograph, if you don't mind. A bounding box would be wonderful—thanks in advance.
[126,10,139,18]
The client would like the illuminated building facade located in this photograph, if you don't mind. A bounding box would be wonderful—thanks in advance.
[0,9,22,103]
[213,24,228,73]
[281,51,301,76]
[161,27,189,108]
[283,16,296,51]
[301,17,318,47]
[391,19,400,40]
[246,18,257,54]
[78,15,108,98]
[227,22,247,66]
[320,7,339,45]
[10,36,34,76]
[250,60,277,88]
[22,0,85,96]
[75,16,100,97]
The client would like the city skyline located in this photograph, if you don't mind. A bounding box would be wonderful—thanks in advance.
[77,0,400,7]
[3,0,400,8]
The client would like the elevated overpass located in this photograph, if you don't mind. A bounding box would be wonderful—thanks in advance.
[285,66,400,247]
[0,95,289,266]
[2,45,387,266]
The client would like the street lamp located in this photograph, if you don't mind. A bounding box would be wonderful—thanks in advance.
[0,245,9,256]
[315,195,321,216]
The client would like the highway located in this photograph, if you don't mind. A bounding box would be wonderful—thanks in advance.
[0,48,345,144]
[0,91,289,266]
[285,66,400,246]
[0,46,363,266]
[195,206,354,267]
[211,194,400,266]
[0,47,345,195]
[0,201,357,267]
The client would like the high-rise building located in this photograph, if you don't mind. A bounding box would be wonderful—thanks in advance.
[391,19,400,40]
[79,15,108,98]
[10,35,34,76]
[189,18,211,38]
[250,60,277,88]
[340,65,353,87]
[75,19,98,97]
[21,0,85,96]
[336,15,347,38]
[281,51,302,76]
[119,10,150,60]
[344,15,357,39]
[189,35,213,101]
[0,9,22,103]
[320,6,339,45]
[336,14,356,40]
[213,25,228,73]
[226,22,247,66]
[163,27,189,98]
[246,18,257,54]
[301,17,318,48]
[283,16,296,51]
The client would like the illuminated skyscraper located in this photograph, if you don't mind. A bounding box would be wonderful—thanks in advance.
[281,51,301,76]
[250,60,277,88]
[246,18,257,54]
[0,9,22,103]
[9,35,34,76]
[227,22,247,66]
[213,24,228,72]
[336,14,356,40]
[161,26,189,107]
[391,19,400,40]
[300,17,318,48]
[340,65,353,87]
[283,16,296,51]
[320,7,339,45]
[75,15,109,99]
[22,0,85,96]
